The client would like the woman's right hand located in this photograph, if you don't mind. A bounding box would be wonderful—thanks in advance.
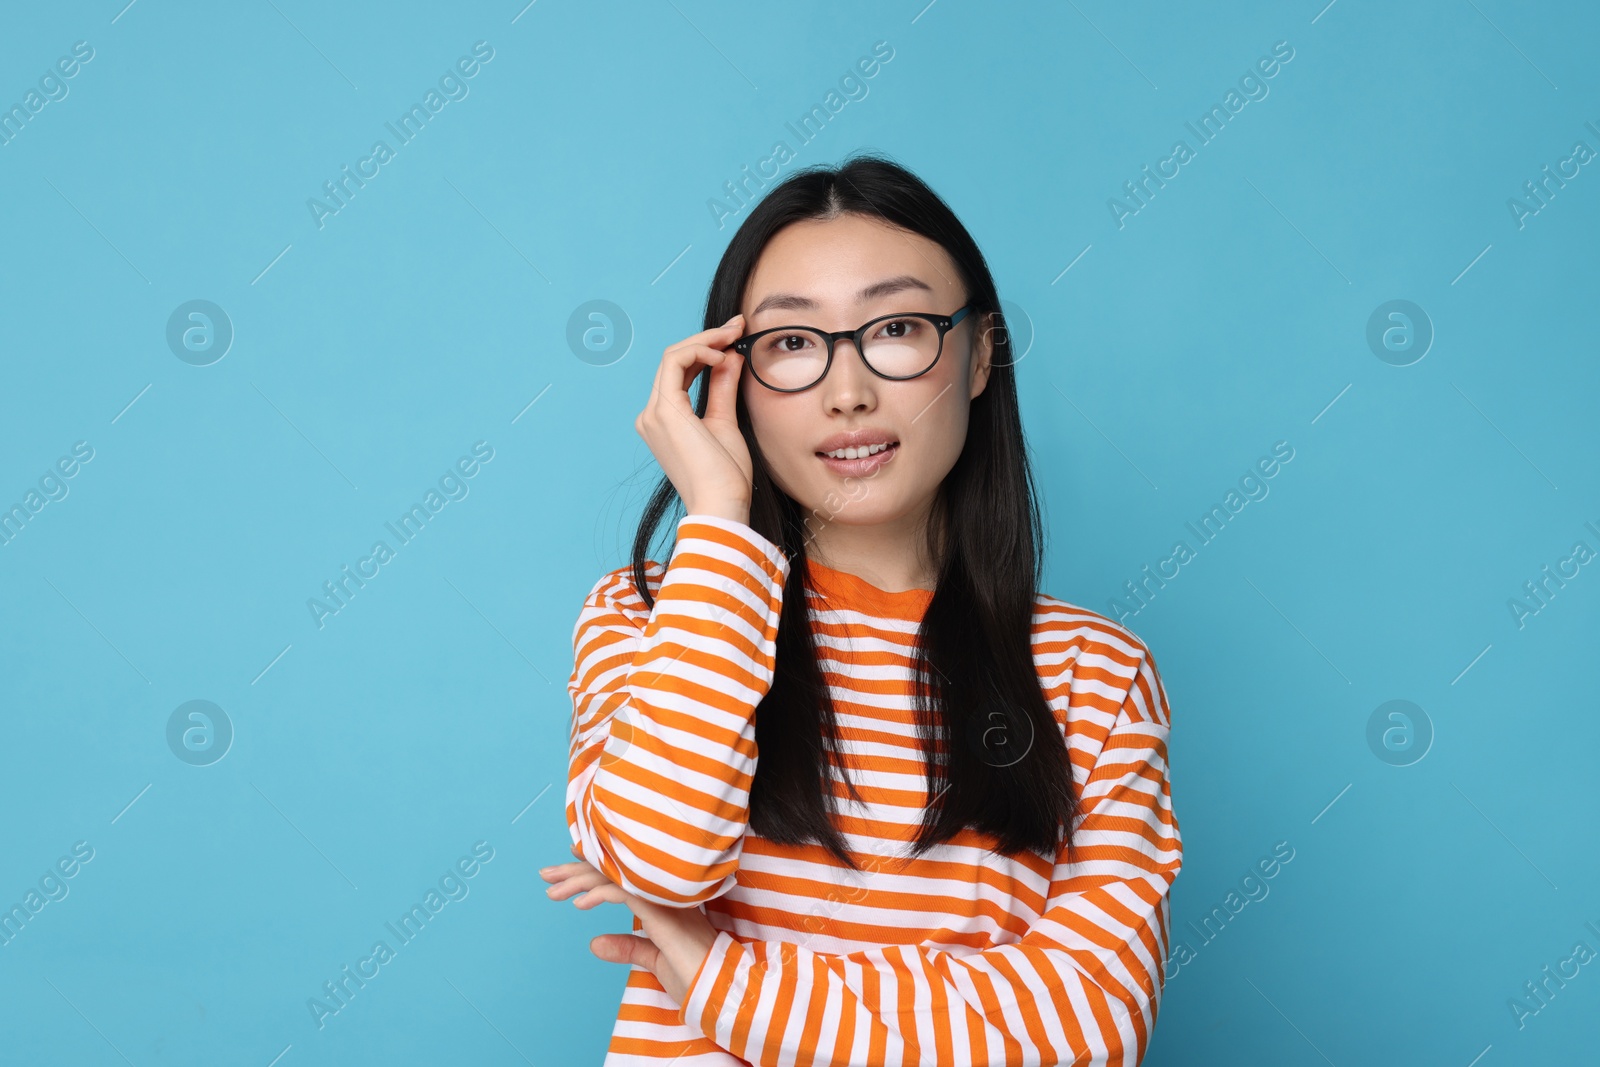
[635,313,753,524]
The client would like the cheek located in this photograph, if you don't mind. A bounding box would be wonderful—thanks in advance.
[898,392,969,486]
[910,379,969,449]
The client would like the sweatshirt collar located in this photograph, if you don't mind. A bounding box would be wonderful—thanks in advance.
[803,557,934,617]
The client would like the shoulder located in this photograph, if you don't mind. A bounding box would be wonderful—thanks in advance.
[578,517,790,624]
[1029,591,1169,727]
[1029,591,1155,673]
[585,560,663,607]
[572,560,663,640]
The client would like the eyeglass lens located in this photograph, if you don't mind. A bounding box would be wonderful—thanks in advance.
[749,316,941,390]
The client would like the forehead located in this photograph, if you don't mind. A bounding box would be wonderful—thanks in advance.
[742,213,963,321]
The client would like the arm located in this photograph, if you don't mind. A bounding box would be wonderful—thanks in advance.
[565,513,790,907]
[677,649,1182,1066]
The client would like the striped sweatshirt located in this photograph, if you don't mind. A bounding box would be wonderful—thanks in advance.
[566,514,1182,1067]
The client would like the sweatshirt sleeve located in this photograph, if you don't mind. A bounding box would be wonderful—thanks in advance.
[676,646,1182,1066]
[565,513,791,908]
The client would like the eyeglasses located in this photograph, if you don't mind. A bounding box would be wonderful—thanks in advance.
[732,305,974,393]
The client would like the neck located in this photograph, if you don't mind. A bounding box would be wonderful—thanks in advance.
[801,497,940,593]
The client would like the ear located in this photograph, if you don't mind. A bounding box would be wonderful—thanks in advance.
[969,310,996,399]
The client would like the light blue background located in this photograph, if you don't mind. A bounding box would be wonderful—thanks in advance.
[2,1,1596,1064]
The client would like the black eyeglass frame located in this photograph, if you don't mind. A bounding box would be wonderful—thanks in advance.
[730,304,975,393]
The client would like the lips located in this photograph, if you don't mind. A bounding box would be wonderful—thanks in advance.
[816,441,900,477]
[815,429,899,455]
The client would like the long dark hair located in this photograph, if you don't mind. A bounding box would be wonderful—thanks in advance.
[628,152,1076,868]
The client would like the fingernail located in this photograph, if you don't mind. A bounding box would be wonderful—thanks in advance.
[539,866,553,877]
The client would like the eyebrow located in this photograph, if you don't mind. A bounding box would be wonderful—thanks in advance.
[748,275,936,318]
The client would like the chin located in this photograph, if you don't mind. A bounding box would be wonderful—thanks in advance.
[803,489,910,526]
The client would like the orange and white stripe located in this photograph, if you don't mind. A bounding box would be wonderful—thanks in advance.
[567,514,1182,1066]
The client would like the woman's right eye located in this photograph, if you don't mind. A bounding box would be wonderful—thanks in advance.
[768,333,812,353]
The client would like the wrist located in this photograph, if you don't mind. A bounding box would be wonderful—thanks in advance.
[678,928,730,1025]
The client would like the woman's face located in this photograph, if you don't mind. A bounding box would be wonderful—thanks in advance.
[738,212,993,535]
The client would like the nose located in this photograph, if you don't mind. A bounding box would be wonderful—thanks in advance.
[820,336,877,412]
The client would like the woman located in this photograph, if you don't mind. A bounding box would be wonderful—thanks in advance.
[542,154,1182,1066]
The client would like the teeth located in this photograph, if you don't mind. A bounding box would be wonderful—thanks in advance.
[823,442,894,460]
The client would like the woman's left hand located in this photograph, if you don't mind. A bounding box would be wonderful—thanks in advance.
[541,844,720,1007]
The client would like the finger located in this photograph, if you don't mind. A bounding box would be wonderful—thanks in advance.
[653,325,743,411]
[704,345,745,424]
[663,341,742,399]
[662,314,745,360]
[573,882,634,911]
[539,859,597,882]
[545,868,614,900]
[589,933,633,965]
[644,343,718,418]
[591,932,660,974]
[642,351,740,450]
[678,345,726,396]
[657,319,735,396]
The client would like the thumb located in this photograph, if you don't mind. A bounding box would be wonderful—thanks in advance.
[591,932,658,970]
